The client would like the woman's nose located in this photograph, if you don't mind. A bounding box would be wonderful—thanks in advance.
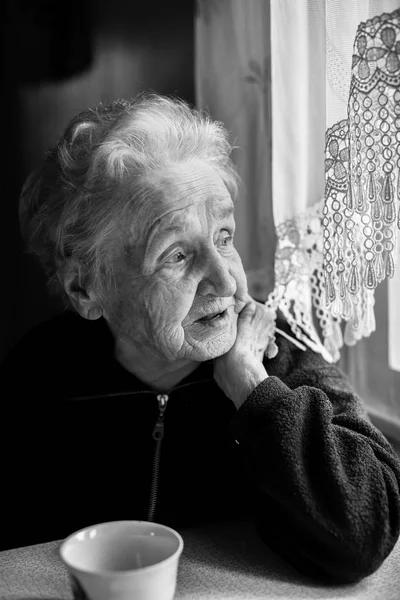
[197,249,237,298]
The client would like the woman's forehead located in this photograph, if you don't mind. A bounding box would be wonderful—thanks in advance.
[148,161,230,200]
[134,163,233,225]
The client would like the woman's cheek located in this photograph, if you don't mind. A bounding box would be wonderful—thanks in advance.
[147,279,192,326]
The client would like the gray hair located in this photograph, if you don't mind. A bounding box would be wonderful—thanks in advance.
[19,93,241,311]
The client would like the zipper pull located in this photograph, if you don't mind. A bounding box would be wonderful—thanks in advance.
[152,394,169,441]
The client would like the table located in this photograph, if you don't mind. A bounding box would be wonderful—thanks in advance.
[1,520,400,599]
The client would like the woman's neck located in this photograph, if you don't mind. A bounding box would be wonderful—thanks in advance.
[113,335,200,392]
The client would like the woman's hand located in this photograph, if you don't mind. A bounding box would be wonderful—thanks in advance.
[213,298,275,409]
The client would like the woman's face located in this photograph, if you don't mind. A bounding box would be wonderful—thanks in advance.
[106,161,249,364]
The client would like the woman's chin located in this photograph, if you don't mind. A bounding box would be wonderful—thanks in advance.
[184,331,236,361]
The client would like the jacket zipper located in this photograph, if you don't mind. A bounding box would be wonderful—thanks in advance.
[70,377,214,522]
[147,393,169,522]
[146,378,214,522]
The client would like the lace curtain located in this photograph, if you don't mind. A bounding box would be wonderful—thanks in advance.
[195,0,400,431]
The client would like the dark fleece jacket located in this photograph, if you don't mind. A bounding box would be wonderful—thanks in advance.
[1,310,399,584]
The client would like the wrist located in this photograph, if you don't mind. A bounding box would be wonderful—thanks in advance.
[232,361,268,409]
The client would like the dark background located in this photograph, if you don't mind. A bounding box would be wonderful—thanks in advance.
[1,0,195,362]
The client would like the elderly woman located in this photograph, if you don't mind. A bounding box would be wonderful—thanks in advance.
[1,94,400,584]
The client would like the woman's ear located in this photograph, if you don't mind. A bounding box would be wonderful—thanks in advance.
[62,272,103,321]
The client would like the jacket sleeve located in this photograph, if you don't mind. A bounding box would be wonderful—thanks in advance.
[229,334,400,584]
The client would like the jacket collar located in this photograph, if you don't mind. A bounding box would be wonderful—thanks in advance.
[59,311,215,400]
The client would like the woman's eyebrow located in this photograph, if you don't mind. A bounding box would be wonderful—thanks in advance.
[150,203,235,237]
[143,224,184,259]
[143,202,235,257]
[157,208,233,232]
[157,223,186,233]
[215,204,235,220]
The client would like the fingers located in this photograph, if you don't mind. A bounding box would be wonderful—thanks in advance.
[238,301,256,321]
[235,291,255,305]
[238,301,275,335]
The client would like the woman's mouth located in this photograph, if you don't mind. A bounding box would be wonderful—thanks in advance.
[196,309,229,325]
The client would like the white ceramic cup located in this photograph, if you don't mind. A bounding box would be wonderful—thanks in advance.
[59,520,184,600]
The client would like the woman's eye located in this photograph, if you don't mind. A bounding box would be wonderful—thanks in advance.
[167,251,186,264]
[219,232,234,247]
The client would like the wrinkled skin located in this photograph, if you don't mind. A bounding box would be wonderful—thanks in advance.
[103,161,250,390]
